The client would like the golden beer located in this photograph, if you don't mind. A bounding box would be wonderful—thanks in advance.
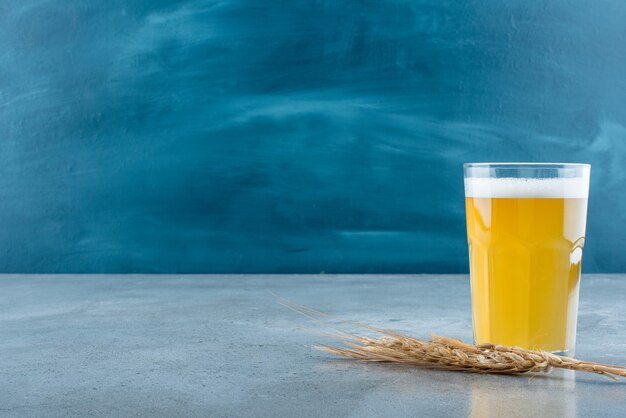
[464,165,590,354]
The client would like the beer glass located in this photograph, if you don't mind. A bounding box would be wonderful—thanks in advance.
[464,163,590,355]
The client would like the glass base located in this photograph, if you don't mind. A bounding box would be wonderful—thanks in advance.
[473,338,573,357]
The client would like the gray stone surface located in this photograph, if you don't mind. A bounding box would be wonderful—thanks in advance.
[1,274,625,417]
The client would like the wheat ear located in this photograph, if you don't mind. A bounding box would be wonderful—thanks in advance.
[318,333,626,380]
[278,299,626,380]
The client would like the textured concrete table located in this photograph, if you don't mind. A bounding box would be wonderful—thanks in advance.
[2,275,626,417]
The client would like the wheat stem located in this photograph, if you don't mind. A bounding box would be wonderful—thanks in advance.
[316,329,626,380]
[279,299,626,379]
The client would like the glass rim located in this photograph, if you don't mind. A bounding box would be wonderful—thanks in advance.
[464,162,590,168]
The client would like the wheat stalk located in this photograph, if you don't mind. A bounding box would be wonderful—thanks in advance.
[318,333,626,380]
[279,300,626,380]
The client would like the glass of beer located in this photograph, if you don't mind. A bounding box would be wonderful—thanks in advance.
[464,163,590,355]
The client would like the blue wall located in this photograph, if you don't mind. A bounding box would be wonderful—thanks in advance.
[1,1,625,273]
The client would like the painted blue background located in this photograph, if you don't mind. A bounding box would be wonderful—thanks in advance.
[1,1,625,273]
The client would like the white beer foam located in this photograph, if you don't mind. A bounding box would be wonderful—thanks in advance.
[465,177,589,198]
